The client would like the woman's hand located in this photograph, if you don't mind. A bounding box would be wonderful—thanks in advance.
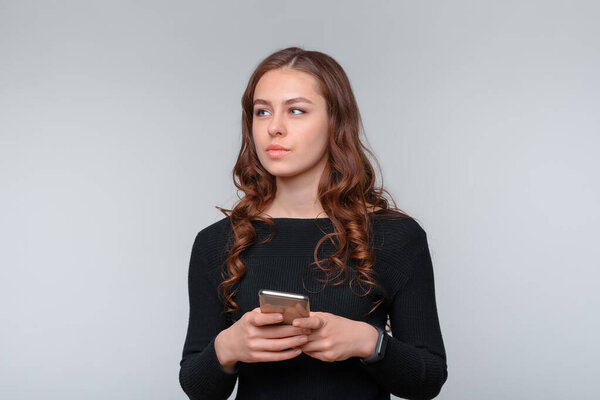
[214,307,312,372]
[292,312,380,362]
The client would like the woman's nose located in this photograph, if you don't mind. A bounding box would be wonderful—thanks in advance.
[267,111,286,136]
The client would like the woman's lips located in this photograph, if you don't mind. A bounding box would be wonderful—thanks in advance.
[266,149,290,159]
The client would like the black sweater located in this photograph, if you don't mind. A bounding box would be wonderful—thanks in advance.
[179,211,448,400]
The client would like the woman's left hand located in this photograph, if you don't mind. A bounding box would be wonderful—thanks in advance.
[292,312,379,362]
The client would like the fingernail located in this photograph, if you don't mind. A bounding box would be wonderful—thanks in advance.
[276,314,283,321]
[295,349,302,355]
[299,335,308,342]
[302,328,311,334]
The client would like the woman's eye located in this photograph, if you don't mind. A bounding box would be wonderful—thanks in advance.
[254,108,304,117]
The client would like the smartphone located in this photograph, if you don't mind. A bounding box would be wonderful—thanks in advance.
[258,289,310,325]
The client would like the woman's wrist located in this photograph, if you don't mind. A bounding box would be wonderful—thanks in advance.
[357,322,380,359]
[214,328,238,372]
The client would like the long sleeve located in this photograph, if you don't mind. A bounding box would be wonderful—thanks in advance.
[179,231,238,400]
[361,223,448,400]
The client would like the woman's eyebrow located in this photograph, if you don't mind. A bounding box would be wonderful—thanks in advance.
[253,97,314,106]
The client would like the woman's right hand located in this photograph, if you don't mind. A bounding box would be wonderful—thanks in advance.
[214,307,311,372]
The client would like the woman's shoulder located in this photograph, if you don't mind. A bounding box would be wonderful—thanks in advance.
[371,207,423,229]
[197,215,231,239]
[371,209,428,252]
[191,215,232,263]
[370,210,430,284]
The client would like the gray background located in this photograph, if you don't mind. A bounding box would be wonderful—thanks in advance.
[1,1,598,399]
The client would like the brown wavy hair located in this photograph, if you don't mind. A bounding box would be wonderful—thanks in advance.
[216,46,412,330]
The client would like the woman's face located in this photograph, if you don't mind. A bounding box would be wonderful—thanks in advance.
[252,68,329,180]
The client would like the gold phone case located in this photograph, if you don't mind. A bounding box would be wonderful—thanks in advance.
[258,289,310,325]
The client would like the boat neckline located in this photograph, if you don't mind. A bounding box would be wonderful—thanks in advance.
[254,209,388,221]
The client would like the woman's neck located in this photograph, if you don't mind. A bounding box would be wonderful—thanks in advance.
[258,203,382,219]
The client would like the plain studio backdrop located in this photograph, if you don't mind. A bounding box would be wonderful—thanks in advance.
[1,1,598,399]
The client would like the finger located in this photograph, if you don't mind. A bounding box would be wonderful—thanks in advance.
[298,339,324,353]
[258,325,311,339]
[252,306,285,317]
[251,311,284,326]
[257,334,309,352]
[252,347,303,362]
[292,316,323,329]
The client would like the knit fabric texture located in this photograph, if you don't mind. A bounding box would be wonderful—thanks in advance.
[179,211,448,400]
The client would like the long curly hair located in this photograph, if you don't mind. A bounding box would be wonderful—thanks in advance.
[216,46,412,328]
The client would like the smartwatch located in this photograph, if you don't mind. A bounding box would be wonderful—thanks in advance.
[360,324,389,365]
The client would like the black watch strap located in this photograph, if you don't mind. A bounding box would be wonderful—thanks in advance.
[360,325,389,365]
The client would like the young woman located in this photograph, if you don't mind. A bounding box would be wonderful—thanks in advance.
[179,47,448,400]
